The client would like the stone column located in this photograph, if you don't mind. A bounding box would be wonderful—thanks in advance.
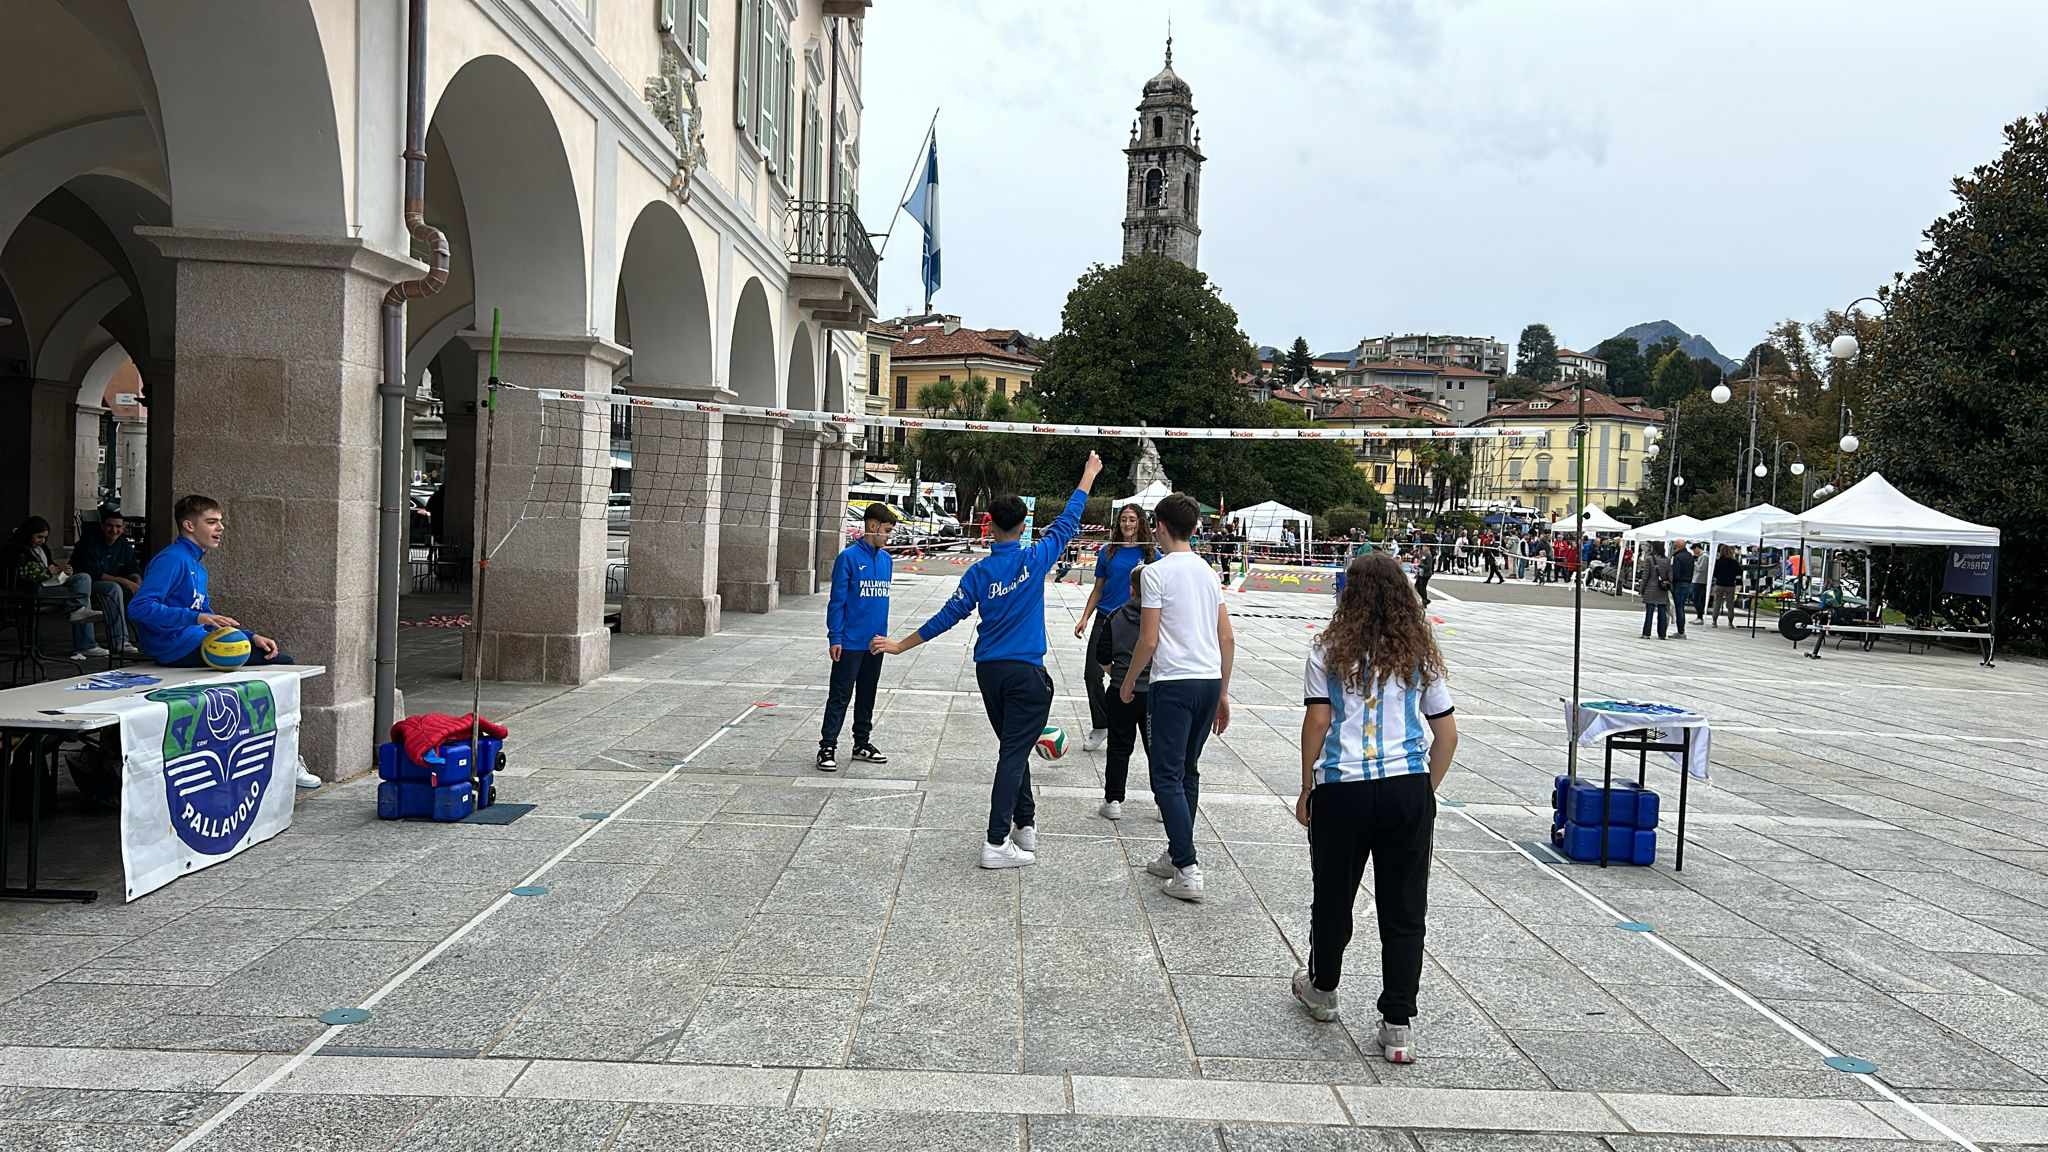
[620,384,727,636]
[461,332,623,683]
[815,434,858,587]
[113,416,148,517]
[718,414,784,613]
[141,358,177,554]
[776,429,821,597]
[439,405,476,559]
[137,228,420,780]
[73,404,107,531]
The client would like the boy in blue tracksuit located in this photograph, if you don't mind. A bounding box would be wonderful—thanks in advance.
[874,452,1103,869]
[819,503,899,771]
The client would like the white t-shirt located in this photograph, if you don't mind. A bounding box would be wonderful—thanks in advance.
[1304,640,1454,784]
[1139,550,1223,681]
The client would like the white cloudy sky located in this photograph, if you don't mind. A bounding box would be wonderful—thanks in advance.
[858,0,2048,358]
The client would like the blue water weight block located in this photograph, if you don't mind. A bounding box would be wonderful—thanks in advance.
[377,737,504,787]
[1555,821,1657,865]
[1551,776,1660,829]
[377,778,480,822]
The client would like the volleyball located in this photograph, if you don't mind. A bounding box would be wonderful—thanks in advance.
[200,627,252,670]
[1034,725,1067,760]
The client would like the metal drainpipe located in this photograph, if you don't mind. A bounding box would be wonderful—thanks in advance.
[376,0,451,755]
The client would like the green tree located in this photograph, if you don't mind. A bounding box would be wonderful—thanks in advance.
[1593,336,1649,397]
[1592,338,1644,396]
[1863,110,2048,642]
[1494,374,1545,402]
[1244,400,1380,517]
[1647,348,1698,407]
[1515,323,1560,383]
[1284,336,1315,384]
[899,375,1043,520]
[1033,254,1260,505]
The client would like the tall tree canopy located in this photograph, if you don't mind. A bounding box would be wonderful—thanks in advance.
[1515,323,1560,383]
[1647,348,1699,407]
[1863,110,2048,642]
[1593,336,1648,397]
[1284,336,1315,384]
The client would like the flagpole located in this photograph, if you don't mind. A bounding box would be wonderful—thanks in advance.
[877,107,939,259]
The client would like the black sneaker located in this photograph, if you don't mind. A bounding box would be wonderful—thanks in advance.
[816,746,838,772]
[851,744,888,764]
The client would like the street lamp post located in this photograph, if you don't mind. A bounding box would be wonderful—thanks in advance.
[1769,439,1806,508]
[1712,348,1766,506]
[1648,403,1679,518]
[1824,296,1881,483]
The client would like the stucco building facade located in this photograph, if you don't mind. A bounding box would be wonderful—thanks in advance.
[3,0,881,777]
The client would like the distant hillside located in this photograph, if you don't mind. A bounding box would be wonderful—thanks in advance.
[1606,321,1737,374]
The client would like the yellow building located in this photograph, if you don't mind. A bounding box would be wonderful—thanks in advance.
[1471,390,1664,519]
[859,324,903,461]
[876,317,1042,453]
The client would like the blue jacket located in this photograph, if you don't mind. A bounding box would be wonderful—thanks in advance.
[826,537,892,650]
[918,489,1087,665]
[1095,543,1148,616]
[129,537,212,662]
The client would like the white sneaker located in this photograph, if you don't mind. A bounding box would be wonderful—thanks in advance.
[75,646,109,659]
[116,643,140,656]
[68,607,104,624]
[1144,849,1176,879]
[1098,800,1122,820]
[1378,1019,1414,1063]
[66,650,89,663]
[1163,864,1205,902]
[979,838,1035,869]
[1012,825,1037,853]
[1083,728,1108,752]
[295,760,321,789]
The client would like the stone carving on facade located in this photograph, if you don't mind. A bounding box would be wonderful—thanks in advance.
[644,44,707,204]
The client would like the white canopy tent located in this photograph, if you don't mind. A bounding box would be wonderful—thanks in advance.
[1226,499,1312,546]
[1623,514,1708,543]
[1552,505,1627,534]
[1757,472,2000,548]
[1112,480,1174,514]
[1753,473,2001,661]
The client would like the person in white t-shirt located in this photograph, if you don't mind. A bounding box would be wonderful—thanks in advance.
[1289,552,1457,1065]
[1119,493,1234,902]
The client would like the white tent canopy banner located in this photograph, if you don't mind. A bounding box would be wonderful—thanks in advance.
[1553,505,1627,534]
[1226,499,1312,545]
[1757,472,2000,548]
[1624,514,1709,543]
[1112,480,1175,514]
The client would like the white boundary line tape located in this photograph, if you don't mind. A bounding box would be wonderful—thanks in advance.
[1447,804,1983,1152]
[165,703,765,1152]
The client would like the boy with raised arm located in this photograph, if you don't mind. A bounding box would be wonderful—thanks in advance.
[873,452,1104,869]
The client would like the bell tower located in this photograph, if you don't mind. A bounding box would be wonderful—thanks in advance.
[1121,35,1203,267]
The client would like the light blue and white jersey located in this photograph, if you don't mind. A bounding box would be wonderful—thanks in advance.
[1303,640,1454,785]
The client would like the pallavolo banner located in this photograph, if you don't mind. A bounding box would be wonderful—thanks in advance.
[65,670,302,901]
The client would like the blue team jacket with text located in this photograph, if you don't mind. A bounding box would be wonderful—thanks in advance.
[129,537,212,661]
[917,489,1087,666]
[826,538,893,651]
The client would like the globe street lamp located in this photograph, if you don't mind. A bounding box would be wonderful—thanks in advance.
[1772,439,1807,508]
[1713,347,1767,505]
[1825,296,1883,480]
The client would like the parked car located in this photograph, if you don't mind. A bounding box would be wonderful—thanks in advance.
[608,492,632,533]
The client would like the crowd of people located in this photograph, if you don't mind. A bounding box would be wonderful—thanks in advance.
[820,459,1457,1065]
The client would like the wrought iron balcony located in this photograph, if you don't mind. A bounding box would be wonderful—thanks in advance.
[1521,477,1561,490]
[787,199,878,329]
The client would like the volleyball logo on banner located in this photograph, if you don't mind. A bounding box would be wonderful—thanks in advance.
[155,682,279,855]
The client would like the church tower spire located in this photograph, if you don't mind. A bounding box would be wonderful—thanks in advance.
[1121,38,1203,267]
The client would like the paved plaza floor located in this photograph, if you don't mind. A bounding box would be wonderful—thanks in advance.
[5,563,2048,1151]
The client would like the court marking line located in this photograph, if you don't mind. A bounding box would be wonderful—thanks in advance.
[1448,804,1982,1152]
[164,703,765,1152]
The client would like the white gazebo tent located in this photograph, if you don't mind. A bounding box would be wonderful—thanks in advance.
[1112,480,1174,514]
[1226,499,1312,550]
[1756,472,2002,661]
[1618,514,1709,595]
[1552,505,1627,535]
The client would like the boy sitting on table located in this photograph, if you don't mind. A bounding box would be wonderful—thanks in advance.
[130,494,318,788]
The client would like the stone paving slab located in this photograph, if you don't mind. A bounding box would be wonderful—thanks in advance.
[8,572,2048,1148]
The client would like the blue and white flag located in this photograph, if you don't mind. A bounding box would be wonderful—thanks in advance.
[901,132,940,305]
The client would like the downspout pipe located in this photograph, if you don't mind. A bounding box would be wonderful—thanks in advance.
[376,0,451,757]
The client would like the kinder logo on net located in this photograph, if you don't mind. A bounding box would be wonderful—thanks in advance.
[153,682,278,857]
[1096,427,1127,436]
[1032,425,1057,434]
[901,419,925,429]
[1164,429,1191,438]
[1229,430,1256,439]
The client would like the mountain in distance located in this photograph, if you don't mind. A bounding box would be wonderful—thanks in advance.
[1604,320,1738,374]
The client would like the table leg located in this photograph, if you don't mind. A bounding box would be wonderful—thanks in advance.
[1600,737,1614,868]
[1675,742,1691,873]
[1,729,99,903]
